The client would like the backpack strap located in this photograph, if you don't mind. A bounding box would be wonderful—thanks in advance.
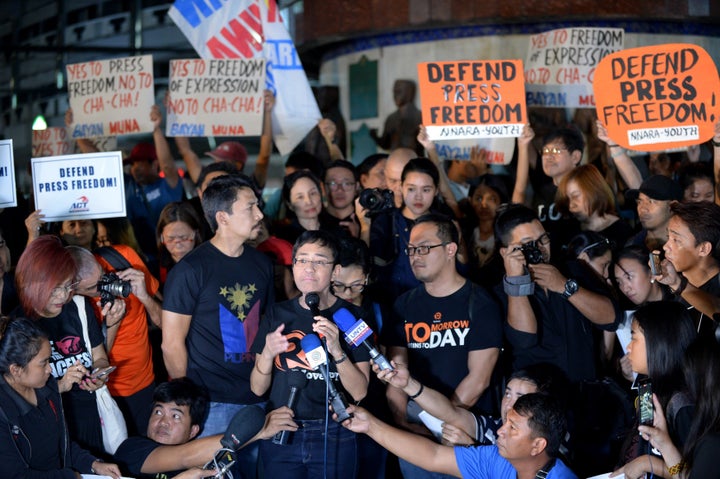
[94,246,132,271]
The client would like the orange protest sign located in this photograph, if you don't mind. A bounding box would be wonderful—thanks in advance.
[417,60,527,141]
[594,44,720,151]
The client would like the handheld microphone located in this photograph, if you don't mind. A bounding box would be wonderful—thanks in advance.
[300,333,352,423]
[333,308,393,371]
[205,405,266,476]
[272,371,308,445]
[305,292,321,317]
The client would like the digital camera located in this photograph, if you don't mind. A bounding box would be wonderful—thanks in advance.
[97,272,132,307]
[519,242,545,265]
[358,188,395,218]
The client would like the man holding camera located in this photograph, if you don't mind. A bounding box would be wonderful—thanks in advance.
[496,204,621,383]
[69,244,161,436]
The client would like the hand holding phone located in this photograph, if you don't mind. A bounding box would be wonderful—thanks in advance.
[91,366,117,380]
[638,379,654,426]
[649,251,662,276]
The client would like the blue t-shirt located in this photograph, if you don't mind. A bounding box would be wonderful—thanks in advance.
[454,445,578,479]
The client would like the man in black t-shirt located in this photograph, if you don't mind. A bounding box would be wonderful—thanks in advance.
[114,378,290,479]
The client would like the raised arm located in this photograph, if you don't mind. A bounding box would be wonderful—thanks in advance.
[252,90,275,190]
[65,108,99,153]
[596,120,642,190]
[418,124,461,218]
[512,124,533,205]
[151,104,179,188]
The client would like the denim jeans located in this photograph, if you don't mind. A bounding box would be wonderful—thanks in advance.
[200,401,264,479]
[259,418,357,479]
[399,457,457,479]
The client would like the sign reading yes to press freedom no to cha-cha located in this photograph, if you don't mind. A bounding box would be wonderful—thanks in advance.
[32,151,126,222]
[417,60,527,142]
[0,140,16,208]
[66,55,155,139]
[594,43,720,151]
[525,27,624,108]
[166,58,266,137]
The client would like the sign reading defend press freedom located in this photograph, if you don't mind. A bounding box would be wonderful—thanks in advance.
[66,55,155,139]
[417,60,527,141]
[0,140,16,208]
[525,27,624,108]
[32,151,126,222]
[166,58,266,137]
[594,43,720,151]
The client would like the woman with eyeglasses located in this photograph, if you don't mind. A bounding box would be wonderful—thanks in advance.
[556,164,634,252]
[155,202,204,287]
[250,230,370,479]
[13,236,111,456]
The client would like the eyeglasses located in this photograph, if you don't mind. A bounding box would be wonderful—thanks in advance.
[96,236,111,247]
[524,233,551,247]
[51,281,80,297]
[541,147,568,155]
[293,258,334,268]
[332,281,366,294]
[405,243,448,256]
[162,234,195,244]
[325,180,356,191]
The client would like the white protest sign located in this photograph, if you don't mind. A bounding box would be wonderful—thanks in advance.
[32,151,126,221]
[167,58,266,137]
[435,138,516,165]
[524,27,624,108]
[86,136,118,153]
[0,140,16,208]
[32,128,75,158]
[169,0,321,154]
[66,55,155,138]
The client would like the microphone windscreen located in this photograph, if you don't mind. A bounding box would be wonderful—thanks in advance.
[301,333,327,370]
[332,308,356,332]
[305,292,320,312]
[221,405,266,450]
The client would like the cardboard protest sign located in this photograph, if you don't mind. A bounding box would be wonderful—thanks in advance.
[66,55,155,139]
[525,27,624,108]
[32,151,126,221]
[0,140,16,208]
[595,44,720,151]
[169,0,321,154]
[32,128,74,158]
[435,138,516,166]
[417,60,527,141]
[167,58,266,137]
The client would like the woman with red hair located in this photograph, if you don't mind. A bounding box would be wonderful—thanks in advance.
[14,236,111,456]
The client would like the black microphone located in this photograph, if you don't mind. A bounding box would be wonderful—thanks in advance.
[333,308,393,371]
[272,371,308,445]
[301,333,352,423]
[305,292,321,317]
[205,405,266,476]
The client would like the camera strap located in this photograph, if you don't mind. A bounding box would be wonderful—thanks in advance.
[94,246,132,272]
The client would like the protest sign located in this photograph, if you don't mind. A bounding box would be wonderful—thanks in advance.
[525,27,624,108]
[66,55,155,139]
[168,0,321,154]
[166,58,266,137]
[594,43,720,151]
[32,151,126,221]
[32,128,74,158]
[435,138,516,166]
[417,60,527,141]
[0,140,16,208]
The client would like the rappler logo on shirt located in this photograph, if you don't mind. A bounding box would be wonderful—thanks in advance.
[68,195,89,213]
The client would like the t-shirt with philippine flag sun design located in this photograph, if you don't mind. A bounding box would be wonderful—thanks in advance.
[163,241,274,404]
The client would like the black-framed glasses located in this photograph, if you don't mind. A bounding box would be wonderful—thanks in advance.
[293,258,334,268]
[522,233,550,248]
[332,281,366,294]
[405,243,448,256]
[541,147,567,155]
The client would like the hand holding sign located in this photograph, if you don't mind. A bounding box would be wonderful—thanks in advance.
[594,43,720,151]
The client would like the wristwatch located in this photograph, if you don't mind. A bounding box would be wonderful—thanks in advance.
[562,278,579,299]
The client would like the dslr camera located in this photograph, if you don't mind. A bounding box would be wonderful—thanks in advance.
[517,241,545,265]
[97,272,132,307]
[359,188,395,218]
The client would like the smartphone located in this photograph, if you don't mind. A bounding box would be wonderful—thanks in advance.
[91,366,117,380]
[649,251,662,276]
[638,379,654,426]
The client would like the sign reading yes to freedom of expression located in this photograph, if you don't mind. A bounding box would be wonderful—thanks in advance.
[66,55,155,139]
[417,60,527,142]
[166,58,266,137]
[0,140,16,208]
[525,27,624,108]
[594,44,720,151]
[32,151,126,222]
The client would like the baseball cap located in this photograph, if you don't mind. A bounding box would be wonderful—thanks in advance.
[625,175,683,202]
[207,141,248,169]
[125,142,157,164]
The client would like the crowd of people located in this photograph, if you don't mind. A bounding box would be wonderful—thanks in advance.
[1,88,720,479]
